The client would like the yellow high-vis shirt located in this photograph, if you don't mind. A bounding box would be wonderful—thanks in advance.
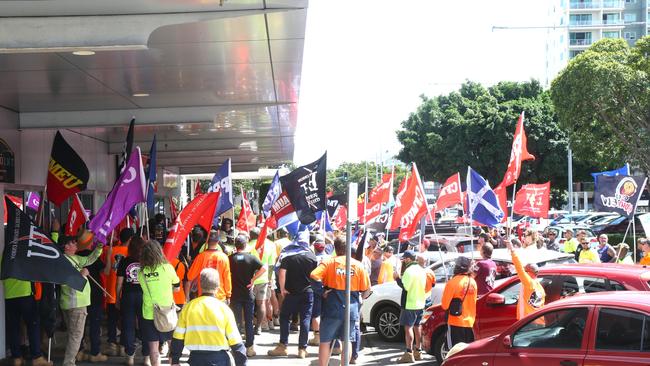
[173,295,242,351]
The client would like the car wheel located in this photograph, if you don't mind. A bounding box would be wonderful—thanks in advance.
[374,306,403,341]
[432,328,449,364]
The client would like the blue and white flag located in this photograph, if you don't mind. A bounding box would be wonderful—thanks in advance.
[466,167,504,227]
[262,172,282,218]
[591,164,630,189]
[312,210,334,233]
[145,135,157,210]
[208,159,233,226]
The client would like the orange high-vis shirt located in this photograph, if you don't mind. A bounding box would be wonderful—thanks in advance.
[441,274,477,328]
[377,261,394,285]
[310,256,370,292]
[186,249,232,300]
[640,253,650,266]
[424,268,436,293]
[103,245,128,304]
[171,258,187,305]
[511,250,546,320]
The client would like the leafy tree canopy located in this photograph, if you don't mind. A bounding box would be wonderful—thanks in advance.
[327,162,408,196]
[551,37,650,172]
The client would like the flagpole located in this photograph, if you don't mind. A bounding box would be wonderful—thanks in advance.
[364,162,368,225]
[509,182,517,240]
[385,166,395,239]
[467,167,474,261]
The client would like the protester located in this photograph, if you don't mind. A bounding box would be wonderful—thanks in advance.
[60,236,103,366]
[268,231,318,358]
[441,257,477,347]
[597,234,616,263]
[171,268,246,366]
[394,250,427,363]
[563,229,578,256]
[308,234,330,346]
[578,238,600,264]
[116,237,149,366]
[377,247,395,285]
[614,243,634,264]
[250,227,277,334]
[220,218,235,245]
[522,229,538,251]
[474,243,497,296]
[76,244,108,363]
[639,239,650,265]
[103,228,132,356]
[573,230,588,261]
[545,231,560,251]
[184,226,207,265]
[369,247,385,286]
[505,239,545,320]
[138,240,180,366]
[169,256,187,308]
[310,236,370,366]
[186,230,231,302]
[229,235,266,357]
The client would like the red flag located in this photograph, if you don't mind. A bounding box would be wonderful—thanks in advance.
[255,219,270,258]
[236,189,255,233]
[369,173,393,204]
[389,177,409,230]
[398,164,428,241]
[493,183,508,223]
[66,193,88,236]
[434,173,462,212]
[362,201,382,224]
[163,192,220,261]
[502,112,535,187]
[169,197,178,222]
[4,194,22,225]
[332,205,347,230]
[194,181,203,198]
[513,182,550,218]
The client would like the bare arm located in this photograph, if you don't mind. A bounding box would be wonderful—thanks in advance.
[249,267,267,288]
[115,276,124,309]
[279,268,287,297]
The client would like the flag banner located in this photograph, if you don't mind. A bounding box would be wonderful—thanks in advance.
[208,158,234,224]
[366,210,389,233]
[398,164,428,242]
[236,189,256,233]
[194,181,203,198]
[26,192,40,211]
[262,172,282,218]
[501,112,535,187]
[66,193,88,236]
[332,205,347,231]
[2,197,86,291]
[268,190,299,230]
[46,131,90,206]
[354,230,369,261]
[169,197,178,222]
[591,164,630,189]
[118,118,135,175]
[594,175,647,218]
[255,218,271,258]
[368,173,393,204]
[89,147,146,244]
[312,210,334,233]
[434,172,462,212]
[146,135,157,210]
[389,177,409,230]
[466,167,505,227]
[163,192,220,261]
[280,152,327,224]
[362,200,382,224]
[326,194,346,219]
[513,182,550,218]
[493,183,509,223]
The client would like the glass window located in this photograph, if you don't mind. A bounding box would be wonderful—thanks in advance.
[582,277,608,293]
[499,281,522,305]
[570,14,592,25]
[596,308,648,352]
[513,308,589,349]
[603,31,620,38]
[610,280,627,291]
[624,32,637,39]
[624,13,637,22]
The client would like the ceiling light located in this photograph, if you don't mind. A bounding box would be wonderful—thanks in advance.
[72,50,95,56]
[241,129,256,135]
[132,93,149,97]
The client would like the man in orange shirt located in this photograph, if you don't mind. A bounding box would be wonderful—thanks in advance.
[103,228,132,356]
[310,236,370,366]
[505,239,545,320]
[170,257,187,308]
[638,239,650,265]
[441,256,477,348]
[186,230,232,302]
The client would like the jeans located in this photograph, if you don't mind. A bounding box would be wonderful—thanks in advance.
[107,303,119,344]
[86,299,103,355]
[279,292,313,349]
[62,307,87,366]
[5,296,42,359]
[120,291,149,356]
[230,299,255,347]
[188,351,230,366]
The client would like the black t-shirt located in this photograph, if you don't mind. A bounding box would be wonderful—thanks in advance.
[77,249,105,303]
[229,252,262,301]
[280,252,318,294]
[116,256,142,294]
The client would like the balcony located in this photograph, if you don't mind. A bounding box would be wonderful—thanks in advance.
[602,0,624,9]
[570,1,599,9]
[569,0,625,9]
[570,39,593,46]
[602,19,623,25]
[568,19,624,27]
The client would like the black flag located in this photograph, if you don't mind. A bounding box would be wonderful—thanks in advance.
[327,194,346,219]
[1,197,86,291]
[118,118,135,175]
[46,131,90,206]
[280,152,327,224]
[594,175,647,218]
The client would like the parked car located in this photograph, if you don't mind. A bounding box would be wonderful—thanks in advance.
[591,213,646,236]
[550,213,593,225]
[422,263,650,363]
[361,249,574,342]
[441,291,650,366]
[544,225,597,250]
[576,212,619,226]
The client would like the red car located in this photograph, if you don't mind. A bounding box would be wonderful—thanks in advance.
[442,291,650,365]
[422,264,650,363]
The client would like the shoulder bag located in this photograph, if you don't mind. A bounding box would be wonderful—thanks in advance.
[142,266,178,332]
[448,276,470,317]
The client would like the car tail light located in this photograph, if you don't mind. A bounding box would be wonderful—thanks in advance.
[421,309,433,324]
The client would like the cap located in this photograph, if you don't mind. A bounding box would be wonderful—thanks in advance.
[454,256,472,274]
[402,250,417,261]
[313,234,325,244]
[119,228,135,244]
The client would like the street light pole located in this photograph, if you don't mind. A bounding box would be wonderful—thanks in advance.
[568,146,573,213]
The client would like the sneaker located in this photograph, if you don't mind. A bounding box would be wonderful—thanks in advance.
[160,342,169,357]
[88,353,109,363]
[413,349,422,361]
[125,356,134,366]
[397,351,415,364]
[76,352,89,362]
[246,346,256,357]
[297,348,308,359]
[308,333,320,346]
[267,343,288,357]
[273,316,280,327]
[143,356,151,366]
[107,342,120,357]
[331,346,341,356]
[254,326,261,336]
[31,357,52,366]
[350,357,358,365]
[261,323,270,332]
[10,358,24,366]
[267,321,275,331]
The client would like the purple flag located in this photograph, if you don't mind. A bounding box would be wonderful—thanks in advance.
[89,147,146,243]
[26,192,40,211]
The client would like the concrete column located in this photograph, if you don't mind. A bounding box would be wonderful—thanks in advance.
[0,184,6,359]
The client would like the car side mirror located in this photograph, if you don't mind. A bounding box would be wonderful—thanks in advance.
[503,335,512,348]
[486,293,506,306]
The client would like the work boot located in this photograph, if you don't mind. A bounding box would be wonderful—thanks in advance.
[413,349,422,361]
[290,322,299,332]
[125,355,134,366]
[267,343,288,357]
[297,348,308,359]
[88,353,109,363]
[261,322,270,332]
[143,356,151,366]
[397,351,415,364]
[308,332,320,346]
[10,358,24,366]
[246,346,256,357]
[349,357,357,364]
[254,326,261,336]
[31,357,52,366]
[76,352,89,362]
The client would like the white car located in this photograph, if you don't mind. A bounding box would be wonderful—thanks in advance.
[360,248,575,341]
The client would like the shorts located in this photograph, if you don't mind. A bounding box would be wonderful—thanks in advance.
[399,309,423,327]
[448,325,475,347]
[253,283,270,301]
[320,316,356,343]
[311,282,323,318]
[141,319,173,343]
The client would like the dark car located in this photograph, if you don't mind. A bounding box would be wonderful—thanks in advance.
[590,213,645,236]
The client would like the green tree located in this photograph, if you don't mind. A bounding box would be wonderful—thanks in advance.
[396,80,598,201]
[551,37,650,172]
[327,162,408,196]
